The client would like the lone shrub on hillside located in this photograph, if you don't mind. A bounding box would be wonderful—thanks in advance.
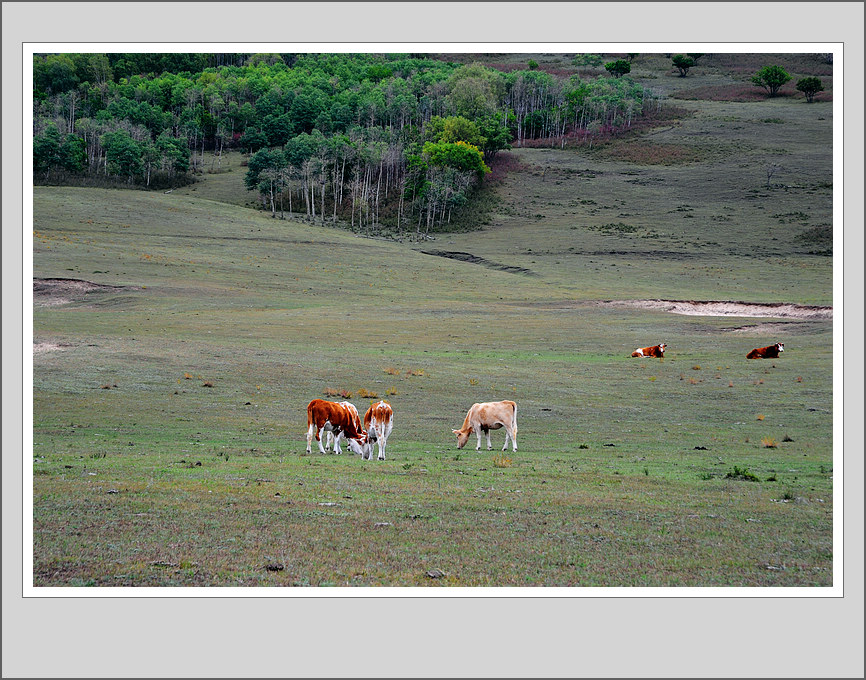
[604,60,631,78]
[751,65,792,97]
[796,76,824,103]
[672,54,695,77]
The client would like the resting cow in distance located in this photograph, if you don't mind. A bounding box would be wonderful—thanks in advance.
[363,400,394,461]
[632,343,666,359]
[453,400,518,452]
[747,343,784,359]
[306,399,375,457]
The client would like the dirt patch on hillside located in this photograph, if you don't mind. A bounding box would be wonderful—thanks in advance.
[719,322,799,335]
[33,341,73,354]
[597,299,832,319]
[421,250,538,277]
[33,278,132,307]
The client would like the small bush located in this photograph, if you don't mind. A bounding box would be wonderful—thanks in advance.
[756,414,765,421]
[383,367,400,376]
[202,381,214,388]
[761,437,778,449]
[578,444,589,450]
[766,473,778,482]
[356,388,379,399]
[726,466,761,482]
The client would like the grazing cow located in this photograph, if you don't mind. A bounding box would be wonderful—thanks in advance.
[306,399,375,457]
[363,400,394,461]
[747,343,784,359]
[325,401,361,454]
[632,343,666,359]
[453,400,518,452]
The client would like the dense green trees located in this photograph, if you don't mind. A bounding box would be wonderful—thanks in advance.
[33,52,661,231]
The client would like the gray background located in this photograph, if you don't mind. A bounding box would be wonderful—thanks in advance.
[4,2,863,678]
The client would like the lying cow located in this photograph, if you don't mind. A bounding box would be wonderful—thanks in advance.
[632,343,666,359]
[453,400,518,452]
[363,400,394,461]
[306,399,375,457]
[747,343,784,359]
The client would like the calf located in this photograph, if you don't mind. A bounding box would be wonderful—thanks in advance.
[632,343,666,359]
[747,343,784,359]
[453,400,518,452]
[306,399,375,457]
[363,400,394,461]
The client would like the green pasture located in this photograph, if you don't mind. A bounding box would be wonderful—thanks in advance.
[32,68,833,587]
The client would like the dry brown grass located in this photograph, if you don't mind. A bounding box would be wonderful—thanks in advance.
[323,387,352,399]
[492,453,512,468]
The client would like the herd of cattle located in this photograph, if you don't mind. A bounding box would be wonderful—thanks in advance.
[304,342,785,460]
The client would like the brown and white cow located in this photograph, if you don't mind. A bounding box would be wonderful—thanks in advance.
[632,343,666,359]
[747,343,784,359]
[363,400,394,461]
[306,399,375,457]
[325,401,361,454]
[453,400,518,452]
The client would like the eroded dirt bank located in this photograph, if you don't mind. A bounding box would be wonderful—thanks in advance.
[596,299,832,319]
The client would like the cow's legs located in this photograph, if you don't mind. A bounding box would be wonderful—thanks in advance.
[333,432,344,455]
[317,426,328,454]
[475,428,482,451]
[377,432,387,461]
[306,423,315,454]
[504,425,517,452]
[486,430,493,450]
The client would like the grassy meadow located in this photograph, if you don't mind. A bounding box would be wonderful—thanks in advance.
[32,54,834,588]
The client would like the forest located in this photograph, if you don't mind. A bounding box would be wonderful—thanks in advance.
[32,52,658,235]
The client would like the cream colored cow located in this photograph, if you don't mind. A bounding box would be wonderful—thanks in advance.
[452,400,517,452]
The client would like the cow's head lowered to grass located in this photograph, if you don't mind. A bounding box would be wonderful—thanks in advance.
[306,399,376,457]
[453,400,518,452]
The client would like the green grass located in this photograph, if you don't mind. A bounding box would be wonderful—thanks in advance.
[32,56,834,588]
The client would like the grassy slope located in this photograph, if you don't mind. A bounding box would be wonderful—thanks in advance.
[32,55,834,588]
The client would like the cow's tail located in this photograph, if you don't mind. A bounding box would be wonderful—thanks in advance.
[306,403,320,441]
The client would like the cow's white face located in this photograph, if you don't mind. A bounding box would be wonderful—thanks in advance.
[453,429,470,449]
[660,343,667,353]
[777,343,784,352]
[346,436,373,457]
